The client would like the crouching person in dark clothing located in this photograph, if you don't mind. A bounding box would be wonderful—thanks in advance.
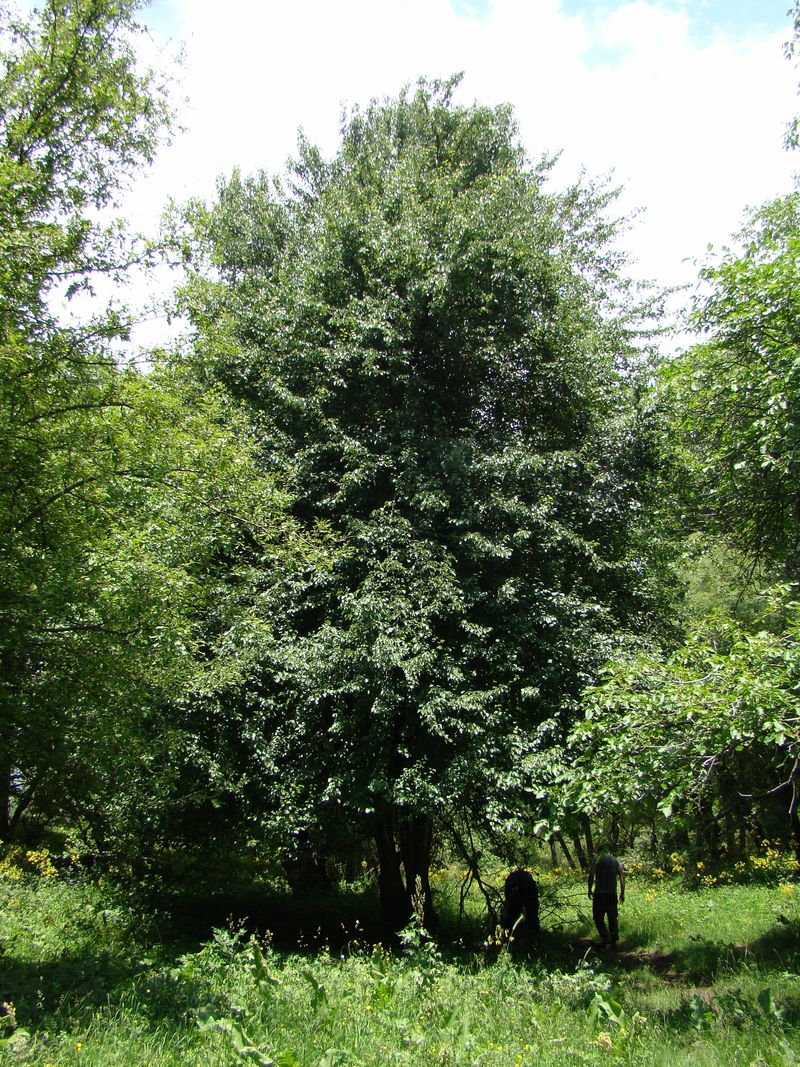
[500,869,540,937]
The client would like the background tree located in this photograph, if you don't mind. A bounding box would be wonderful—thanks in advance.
[0,0,167,840]
[568,94,800,859]
[0,0,309,852]
[178,78,671,931]
[569,589,800,860]
[662,193,800,582]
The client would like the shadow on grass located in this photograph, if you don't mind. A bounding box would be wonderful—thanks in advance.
[152,879,596,992]
[0,880,587,1045]
[0,882,386,1035]
[158,881,386,952]
[744,916,800,967]
[656,984,800,1034]
[604,912,800,984]
[0,946,144,1031]
[660,919,800,983]
[1,936,241,1036]
[157,880,575,953]
[15,879,799,1042]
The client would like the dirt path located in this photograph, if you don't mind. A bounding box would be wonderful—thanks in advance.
[571,937,682,977]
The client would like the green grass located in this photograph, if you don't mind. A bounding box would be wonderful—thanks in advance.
[2,868,800,1066]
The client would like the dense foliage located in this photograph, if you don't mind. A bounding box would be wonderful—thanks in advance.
[566,193,800,863]
[663,194,800,580]
[175,77,671,928]
[0,0,311,857]
[569,590,800,855]
[3,0,800,953]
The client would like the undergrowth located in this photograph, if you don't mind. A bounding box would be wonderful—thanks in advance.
[1,854,800,1066]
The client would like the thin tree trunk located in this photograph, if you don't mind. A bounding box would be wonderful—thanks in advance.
[582,815,594,862]
[445,817,499,928]
[569,831,587,871]
[790,778,800,869]
[555,831,576,870]
[610,813,620,852]
[695,797,719,862]
[0,759,11,840]
[724,805,737,859]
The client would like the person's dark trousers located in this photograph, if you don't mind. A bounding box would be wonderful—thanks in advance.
[592,892,618,944]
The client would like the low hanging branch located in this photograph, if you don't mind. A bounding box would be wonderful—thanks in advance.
[444,816,501,929]
[739,756,800,802]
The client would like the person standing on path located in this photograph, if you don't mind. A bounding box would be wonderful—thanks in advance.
[588,851,625,948]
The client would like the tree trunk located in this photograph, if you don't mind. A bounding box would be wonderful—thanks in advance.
[374,810,411,937]
[569,831,588,871]
[724,806,737,859]
[399,813,436,932]
[582,815,594,862]
[695,797,719,862]
[555,831,576,870]
[0,763,10,841]
[374,808,437,936]
[610,813,620,852]
[790,779,800,869]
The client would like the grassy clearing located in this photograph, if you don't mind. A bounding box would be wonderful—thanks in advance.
[1,864,800,1066]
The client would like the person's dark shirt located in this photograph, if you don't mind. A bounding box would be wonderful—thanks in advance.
[593,854,622,894]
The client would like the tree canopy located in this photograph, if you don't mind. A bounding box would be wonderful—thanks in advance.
[662,194,800,581]
[5,2,800,938]
[567,188,800,861]
[0,0,309,851]
[176,77,671,928]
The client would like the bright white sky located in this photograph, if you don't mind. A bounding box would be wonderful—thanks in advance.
[124,0,798,344]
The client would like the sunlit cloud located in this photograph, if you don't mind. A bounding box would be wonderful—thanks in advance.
[123,0,798,347]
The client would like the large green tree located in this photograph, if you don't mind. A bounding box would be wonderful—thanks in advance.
[179,78,670,930]
[570,31,800,855]
[663,193,800,581]
[0,0,304,848]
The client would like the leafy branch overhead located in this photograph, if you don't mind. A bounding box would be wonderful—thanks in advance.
[570,589,800,826]
[0,0,319,847]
